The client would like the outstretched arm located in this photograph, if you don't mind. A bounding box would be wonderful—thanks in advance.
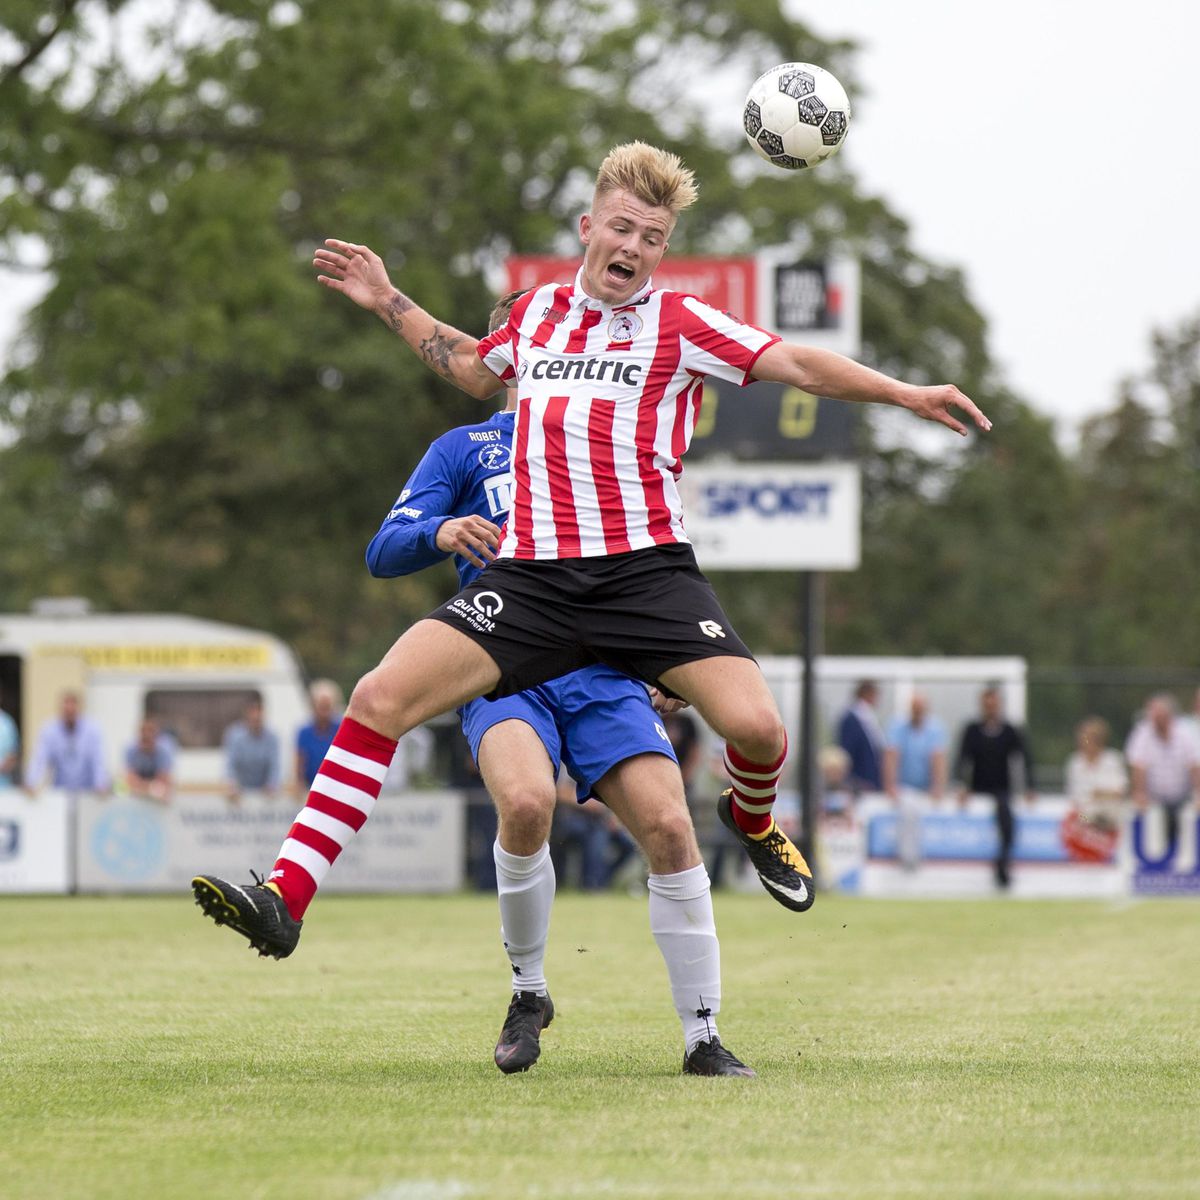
[314,239,503,400]
[752,341,992,437]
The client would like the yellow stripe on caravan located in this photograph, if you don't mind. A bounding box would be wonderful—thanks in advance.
[36,644,272,670]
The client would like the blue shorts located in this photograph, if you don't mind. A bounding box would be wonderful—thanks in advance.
[458,664,678,801]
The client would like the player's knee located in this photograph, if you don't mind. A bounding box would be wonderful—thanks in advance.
[641,803,699,868]
[495,786,555,844]
[727,710,786,764]
[346,669,409,737]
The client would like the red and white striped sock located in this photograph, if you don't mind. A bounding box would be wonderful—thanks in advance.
[724,736,788,837]
[268,716,396,920]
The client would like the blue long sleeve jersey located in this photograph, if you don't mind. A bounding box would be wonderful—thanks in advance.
[366,409,515,588]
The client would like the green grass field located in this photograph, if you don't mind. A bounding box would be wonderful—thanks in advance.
[1,891,1196,1200]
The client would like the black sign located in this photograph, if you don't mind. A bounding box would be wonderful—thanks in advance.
[774,261,840,332]
[686,376,858,462]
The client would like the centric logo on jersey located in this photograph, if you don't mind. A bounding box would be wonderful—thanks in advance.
[607,311,643,342]
[478,443,511,471]
[471,591,504,617]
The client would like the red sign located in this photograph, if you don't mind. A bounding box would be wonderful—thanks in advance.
[505,255,758,323]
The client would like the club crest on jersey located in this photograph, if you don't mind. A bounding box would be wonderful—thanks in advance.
[478,443,511,471]
[607,311,642,342]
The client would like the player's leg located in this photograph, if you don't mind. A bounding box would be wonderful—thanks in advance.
[464,694,564,1074]
[660,655,813,913]
[556,666,753,1076]
[597,752,754,1078]
[192,620,500,956]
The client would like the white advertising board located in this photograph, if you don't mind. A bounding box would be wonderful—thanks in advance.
[0,790,71,893]
[75,790,464,893]
[679,461,861,570]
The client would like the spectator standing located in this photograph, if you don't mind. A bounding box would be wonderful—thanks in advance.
[836,680,886,793]
[884,692,948,871]
[25,691,110,794]
[223,698,281,802]
[1125,694,1200,853]
[295,679,343,793]
[0,701,18,787]
[124,718,175,804]
[955,686,1036,889]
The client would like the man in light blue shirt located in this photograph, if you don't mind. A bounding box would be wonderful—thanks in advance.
[0,703,19,787]
[884,692,947,870]
[26,691,110,793]
[223,698,281,801]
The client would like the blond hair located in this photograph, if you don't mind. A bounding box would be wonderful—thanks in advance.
[594,142,698,216]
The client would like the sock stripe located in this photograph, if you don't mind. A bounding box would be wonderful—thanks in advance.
[304,791,370,833]
[309,772,378,817]
[287,819,343,864]
[723,760,784,783]
[294,805,357,846]
[723,779,780,799]
[278,837,334,886]
[732,798,777,815]
[725,741,786,775]
[324,742,391,781]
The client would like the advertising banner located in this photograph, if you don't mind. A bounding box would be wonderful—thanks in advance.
[75,790,465,893]
[0,790,71,893]
[841,795,1126,898]
[1130,809,1200,896]
[677,461,861,571]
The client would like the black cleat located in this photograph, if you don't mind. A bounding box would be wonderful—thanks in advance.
[683,1037,757,1077]
[494,990,555,1074]
[191,873,302,959]
[717,789,815,913]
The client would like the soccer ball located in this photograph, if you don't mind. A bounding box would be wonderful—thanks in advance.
[742,63,851,170]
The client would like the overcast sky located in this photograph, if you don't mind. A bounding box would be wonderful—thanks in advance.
[802,0,1200,439]
[2,1,1197,445]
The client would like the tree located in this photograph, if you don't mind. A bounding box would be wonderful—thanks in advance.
[0,0,1010,684]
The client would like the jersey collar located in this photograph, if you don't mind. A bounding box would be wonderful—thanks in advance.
[572,266,653,311]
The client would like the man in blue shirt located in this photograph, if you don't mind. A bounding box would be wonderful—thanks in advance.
[362,290,750,1078]
[26,691,109,794]
[223,698,281,802]
[884,692,947,870]
[295,680,342,793]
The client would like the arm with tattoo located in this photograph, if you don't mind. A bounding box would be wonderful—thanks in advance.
[313,239,501,399]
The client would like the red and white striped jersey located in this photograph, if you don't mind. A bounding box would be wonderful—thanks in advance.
[476,268,779,560]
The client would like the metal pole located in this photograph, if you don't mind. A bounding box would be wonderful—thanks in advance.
[798,570,822,869]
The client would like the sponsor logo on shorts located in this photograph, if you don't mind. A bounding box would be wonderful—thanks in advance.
[446,590,505,634]
[699,620,726,639]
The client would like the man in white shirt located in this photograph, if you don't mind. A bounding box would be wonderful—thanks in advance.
[1125,694,1200,851]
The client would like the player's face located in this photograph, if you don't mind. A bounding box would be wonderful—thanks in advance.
[579,189,673,305]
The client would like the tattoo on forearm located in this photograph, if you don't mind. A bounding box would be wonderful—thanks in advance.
[419,324,467,377]
[384,292,415,334]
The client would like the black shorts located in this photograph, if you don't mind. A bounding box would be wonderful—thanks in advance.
[426,543,754,699]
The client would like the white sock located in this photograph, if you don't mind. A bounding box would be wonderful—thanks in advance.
[494,840,555,996]
[648,863,722,1053]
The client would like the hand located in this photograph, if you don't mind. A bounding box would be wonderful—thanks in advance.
[647,686,689,715]
[436,516,502,569]
[901,383,992,437]
[314,239,397,314]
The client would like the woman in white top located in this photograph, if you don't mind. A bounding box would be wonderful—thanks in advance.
[1065,717,1128,831]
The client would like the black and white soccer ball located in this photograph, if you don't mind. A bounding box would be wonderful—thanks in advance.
[743,63,851,170]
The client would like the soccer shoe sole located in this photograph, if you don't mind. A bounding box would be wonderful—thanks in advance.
[494,996,555,1074]
[717,792,816,913]
[191,875,299,960]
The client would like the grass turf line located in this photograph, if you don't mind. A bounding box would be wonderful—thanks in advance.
[0,892,1196,1199]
